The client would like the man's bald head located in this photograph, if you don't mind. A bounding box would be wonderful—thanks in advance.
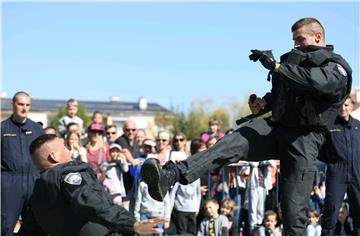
[124,120,136,129]
[123,120,137,141]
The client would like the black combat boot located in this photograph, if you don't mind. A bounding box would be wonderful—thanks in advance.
[141,158,178,201]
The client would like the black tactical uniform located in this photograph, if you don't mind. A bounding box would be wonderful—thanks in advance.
[18,161,136,236]
[173,45,352,236]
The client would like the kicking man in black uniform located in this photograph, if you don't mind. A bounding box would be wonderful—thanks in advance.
[141,17,352,236]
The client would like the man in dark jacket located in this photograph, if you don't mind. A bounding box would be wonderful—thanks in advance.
[321,96,360,236]
[115,120,140,160]
[1,91,44,236]
[18,134,166,236]
[141,17,352,236]
[115,120,142,211]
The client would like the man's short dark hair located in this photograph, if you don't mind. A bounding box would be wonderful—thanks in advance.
[29,134,57,156]
[291,17,325,35]
[12,91,30,102]
[106,124,117,130]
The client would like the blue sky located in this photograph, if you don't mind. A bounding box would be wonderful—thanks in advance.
[2,1,359,111]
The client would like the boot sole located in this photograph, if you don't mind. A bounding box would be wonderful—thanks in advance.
[141,159,165,201]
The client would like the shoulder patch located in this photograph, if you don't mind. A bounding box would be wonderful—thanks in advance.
[64,172,82,185]
[336,64,347,77]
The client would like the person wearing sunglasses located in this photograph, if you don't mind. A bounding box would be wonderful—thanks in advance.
[115,120,141,211]
[169,132,188,165]
[106,125,118,144]
[152,131,172,167]
[115,120,140,161]
[172,132,188,154]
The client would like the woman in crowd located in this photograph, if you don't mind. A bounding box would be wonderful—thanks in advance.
[85,123,110,171]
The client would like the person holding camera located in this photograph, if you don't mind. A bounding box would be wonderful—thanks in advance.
[141,17,352,236]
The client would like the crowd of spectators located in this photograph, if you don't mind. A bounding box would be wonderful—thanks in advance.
[5,94,359,236]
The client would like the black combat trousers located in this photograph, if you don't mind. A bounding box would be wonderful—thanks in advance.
[176,118,325,236]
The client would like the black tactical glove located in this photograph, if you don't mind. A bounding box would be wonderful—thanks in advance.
[249,49,262,62]
[249,49,276,71]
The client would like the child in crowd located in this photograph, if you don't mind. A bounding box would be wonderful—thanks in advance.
[92,111,104,124]
[65,130,87,162]
[255,210,282,236]
[98,143,128,206]
[91,111,106,142]
[169,159,201,235]
[198,198,229,236]
[200,118,224,143]
[66,122,82,137]
[306,208,322,236]
[308,184,325,214]
[334,202,354,236]
[220,198,239,236]
[58,98,84,137]
[134,180,171,236]
[66,122,88,145]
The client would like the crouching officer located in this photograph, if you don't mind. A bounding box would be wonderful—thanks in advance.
[18,134,167,236]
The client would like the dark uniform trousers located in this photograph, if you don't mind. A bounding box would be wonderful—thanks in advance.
[1,173,39,234]
[321,117,360,236]
[177,118,325,236]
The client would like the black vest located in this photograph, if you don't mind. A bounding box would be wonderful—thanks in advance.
[270,45,352,130]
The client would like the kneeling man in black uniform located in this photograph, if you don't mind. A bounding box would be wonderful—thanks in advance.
[18,134,166,236]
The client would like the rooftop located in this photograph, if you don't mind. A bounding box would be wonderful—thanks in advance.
[1,97,171,115]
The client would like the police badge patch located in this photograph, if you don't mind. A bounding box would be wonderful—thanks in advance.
[64,172,82,185]
[336,64,347,76]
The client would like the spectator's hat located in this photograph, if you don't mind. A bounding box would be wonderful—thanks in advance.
[109,143,122,151]
[88,123,105,134]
